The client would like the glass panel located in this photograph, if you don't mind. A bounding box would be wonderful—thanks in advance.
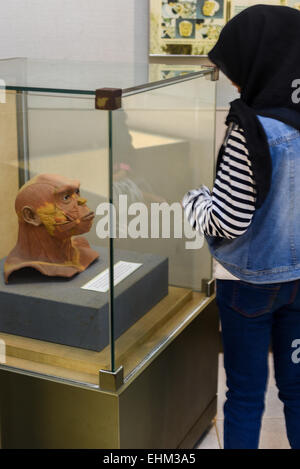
[110,74,216,380]
[0,70,216,389]
[0,90,111,387]
[0,58,211,94]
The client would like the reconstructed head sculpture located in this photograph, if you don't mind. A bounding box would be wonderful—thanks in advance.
[4,174,99,283]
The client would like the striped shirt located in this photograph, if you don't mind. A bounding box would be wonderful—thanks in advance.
[182,124,257,240]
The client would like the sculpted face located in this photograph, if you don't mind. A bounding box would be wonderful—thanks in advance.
[22,179,95,239]
[4,174,99,282]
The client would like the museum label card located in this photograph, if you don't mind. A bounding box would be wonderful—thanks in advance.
[81,261,142,293]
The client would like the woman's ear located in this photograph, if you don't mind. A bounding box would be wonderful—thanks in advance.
[22,206,42,226]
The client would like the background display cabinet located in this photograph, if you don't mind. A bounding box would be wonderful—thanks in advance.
[0,58,219,449]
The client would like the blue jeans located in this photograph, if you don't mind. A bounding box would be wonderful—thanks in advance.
[216,278,300,449]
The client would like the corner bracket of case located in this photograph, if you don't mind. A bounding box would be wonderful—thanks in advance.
[95,88,122,110]
[206,66,219,82]
[99,366,124,392]
[202,278,215,297]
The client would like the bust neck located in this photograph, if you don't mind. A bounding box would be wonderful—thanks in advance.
[14,222,77,265]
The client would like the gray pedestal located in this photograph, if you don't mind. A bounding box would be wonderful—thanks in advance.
[0,247,168,351]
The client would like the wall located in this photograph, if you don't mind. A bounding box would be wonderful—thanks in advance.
[0,0,149,63]
[0,0,235,160]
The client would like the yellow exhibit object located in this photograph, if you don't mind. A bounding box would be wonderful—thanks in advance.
[179,20,193,37]
[202,0,220,16]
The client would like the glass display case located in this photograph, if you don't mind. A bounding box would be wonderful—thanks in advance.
[0,58,219,448]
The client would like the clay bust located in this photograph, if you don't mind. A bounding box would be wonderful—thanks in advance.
[4,174,99,283]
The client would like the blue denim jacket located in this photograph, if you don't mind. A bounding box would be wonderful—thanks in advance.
[206,115,300,284]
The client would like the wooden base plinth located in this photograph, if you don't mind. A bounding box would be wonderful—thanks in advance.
[0,286,208,385]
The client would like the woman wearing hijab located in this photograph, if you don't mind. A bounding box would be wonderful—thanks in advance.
[183,5,300,449]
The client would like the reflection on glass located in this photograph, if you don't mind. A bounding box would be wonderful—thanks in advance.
[110,77,216,378]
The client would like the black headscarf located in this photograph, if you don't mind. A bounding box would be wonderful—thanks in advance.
[208,5,300,208]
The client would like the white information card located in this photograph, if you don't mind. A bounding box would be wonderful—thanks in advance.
[81,261,142,293]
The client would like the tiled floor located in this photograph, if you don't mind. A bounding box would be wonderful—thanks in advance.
[197,353,291,449]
